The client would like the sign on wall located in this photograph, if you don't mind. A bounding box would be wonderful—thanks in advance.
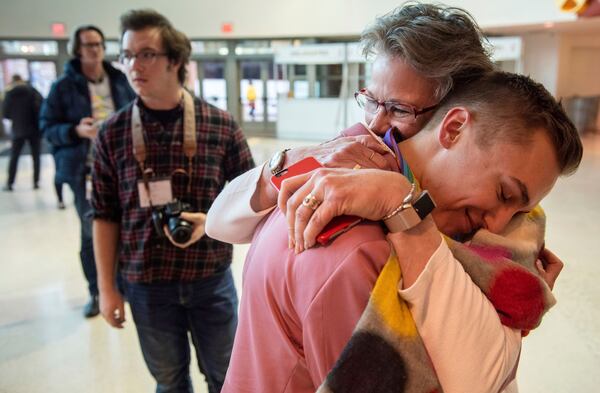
[488,36,523,62]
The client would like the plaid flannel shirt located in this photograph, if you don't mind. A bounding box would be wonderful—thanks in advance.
[92,96,255,283]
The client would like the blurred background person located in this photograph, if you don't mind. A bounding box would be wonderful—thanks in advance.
[55,176,65,209]
[246,79,257,119]
[2,74,43,192]
[39,24,135,318]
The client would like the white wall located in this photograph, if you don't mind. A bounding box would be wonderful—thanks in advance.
[0,0,575,39]
[277,98,363,140]
[522,33,560,96]
[512,30,600,101]
[556,33,600,98]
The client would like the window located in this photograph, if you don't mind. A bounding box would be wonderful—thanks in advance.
[0,40,58,56]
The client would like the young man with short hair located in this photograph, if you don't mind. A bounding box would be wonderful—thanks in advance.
[91,9,254,393]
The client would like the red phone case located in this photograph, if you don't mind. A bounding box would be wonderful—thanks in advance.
[270,156,322,190]
[315,215,363,246]
[270,157,363,246]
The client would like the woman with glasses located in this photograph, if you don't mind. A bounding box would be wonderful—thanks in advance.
[205,1,496,244]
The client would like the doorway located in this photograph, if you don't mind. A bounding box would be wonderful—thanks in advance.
[238,60,289,136]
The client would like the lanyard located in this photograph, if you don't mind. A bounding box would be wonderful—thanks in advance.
[383,127,418,188]
[383,127,421,195]
[131,89,197,199]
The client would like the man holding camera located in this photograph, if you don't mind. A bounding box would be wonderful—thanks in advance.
[91,9,254,393]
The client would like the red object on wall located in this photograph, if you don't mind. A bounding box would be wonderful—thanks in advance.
[221,22,233,34]
[51,23,66,38]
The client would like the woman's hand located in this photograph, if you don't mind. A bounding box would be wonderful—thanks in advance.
[316,135,399,171]
[277,168,412,253]
[253,135,399,213]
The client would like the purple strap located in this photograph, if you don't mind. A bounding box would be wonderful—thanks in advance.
[383,127,402,159]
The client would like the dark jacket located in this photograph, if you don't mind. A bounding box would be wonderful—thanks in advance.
[2,82,43,139]
[40,58,135,182]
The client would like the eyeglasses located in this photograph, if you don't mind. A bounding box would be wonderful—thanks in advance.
[119,50,168,66]
[354,88,437,123]
[81,42,104,49]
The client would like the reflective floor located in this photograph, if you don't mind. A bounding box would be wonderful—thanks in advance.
[0,134,599,393]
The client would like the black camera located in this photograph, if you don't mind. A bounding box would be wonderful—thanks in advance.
[151,200,194,245]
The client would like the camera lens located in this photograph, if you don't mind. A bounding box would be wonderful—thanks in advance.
[168,217,193,244]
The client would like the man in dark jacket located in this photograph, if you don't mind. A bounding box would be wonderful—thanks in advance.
[40,25,135,317]
[3,74,43,191]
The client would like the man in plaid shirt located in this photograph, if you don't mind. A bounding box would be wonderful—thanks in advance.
[91,9,254,393]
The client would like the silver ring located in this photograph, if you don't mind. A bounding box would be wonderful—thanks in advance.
[368,151,375,161]
[302,193,320,210]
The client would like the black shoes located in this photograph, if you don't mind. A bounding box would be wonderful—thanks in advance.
[83,295,100,318]
[58,201,66,210]
[4,184,41,191]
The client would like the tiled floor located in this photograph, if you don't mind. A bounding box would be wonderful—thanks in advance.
[0,134,599,393]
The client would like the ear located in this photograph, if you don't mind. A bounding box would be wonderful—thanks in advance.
[168,59,182,73]
[438,107,471,149]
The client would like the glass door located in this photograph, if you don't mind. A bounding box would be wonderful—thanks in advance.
[1,59,57,98]
[28,61,57,97]
[239,60,288,135]
[239,61,264,124]
[197,60,228,111]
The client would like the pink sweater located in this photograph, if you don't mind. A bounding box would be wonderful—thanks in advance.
[223,210,390,392]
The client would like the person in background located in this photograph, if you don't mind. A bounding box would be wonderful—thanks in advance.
[92,9,254,393]
[39,24,135,317]
[246,79,257,119]
[2,74,43,192]
[55,178,65,209]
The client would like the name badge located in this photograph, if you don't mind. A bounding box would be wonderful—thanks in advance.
[138,178,173,208]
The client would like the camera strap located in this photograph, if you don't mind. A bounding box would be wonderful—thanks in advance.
[131,89,197,203]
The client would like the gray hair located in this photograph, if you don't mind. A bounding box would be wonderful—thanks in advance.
[361,1,494,100]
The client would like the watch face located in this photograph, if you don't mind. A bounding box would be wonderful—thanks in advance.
[414,191,436,219]
[269,150,285,174]
[270,151,281,167]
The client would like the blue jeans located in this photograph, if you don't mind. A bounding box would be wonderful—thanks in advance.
[64,174,97,296]
[124,268,238,393]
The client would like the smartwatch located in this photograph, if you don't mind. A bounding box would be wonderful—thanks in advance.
[383,189,436,233]
[269,148,291,175]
